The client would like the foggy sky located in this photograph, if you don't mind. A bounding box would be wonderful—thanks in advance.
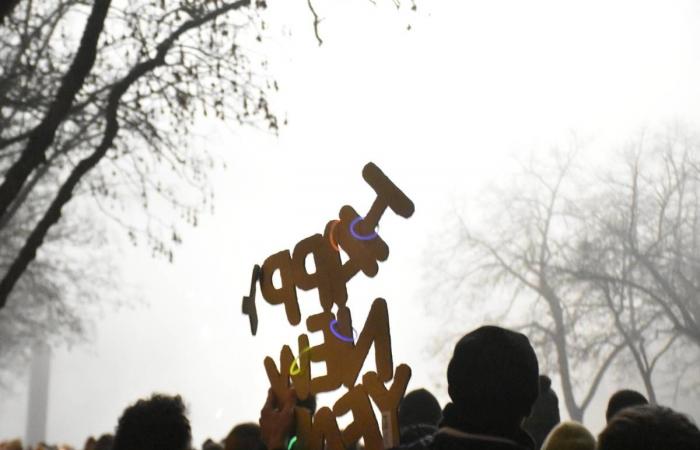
[2,0,700,446]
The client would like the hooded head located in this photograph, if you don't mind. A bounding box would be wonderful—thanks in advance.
[606,389,648,422]
[399,388,442,427]
[445,326,539,433]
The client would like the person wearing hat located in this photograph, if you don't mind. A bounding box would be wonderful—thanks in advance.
[259,325,539,450]
[605,389,648,423]
[408,325,539,450]
[398,388,443,445]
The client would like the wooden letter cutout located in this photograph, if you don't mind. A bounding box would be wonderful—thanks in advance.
[291,334,311,401]
[260,250,301,325]
[363,364,412,447]
[263,345,293,402]
[360,163,415,234]
[265,335,314,402]
[332,383,383,450]
[292,234,348,312]
[256,162,416,450]
[336,205,389,278]
[296,407,345,450]
[306,311,350,394]
[341,299,393,388]
[241,264,260,335]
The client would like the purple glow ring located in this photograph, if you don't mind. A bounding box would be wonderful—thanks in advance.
[329,319,357,343]
[349,216,378,241]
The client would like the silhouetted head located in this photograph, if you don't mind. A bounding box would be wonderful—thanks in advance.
[94,434,113,450]
[605,389,648,422]
[224,423,264,450]
[444,325,539,435]
[0,439,23,450]
[541,421,595,450]
[598,405,700,450]
[113,394,191,450]
[83,437,96,450]
[202,439,224,450]
[399,388,442,428]
[523,374,561,449]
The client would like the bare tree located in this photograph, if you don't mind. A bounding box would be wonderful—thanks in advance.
[425,128,700,421]
[427,148,623,422]
[563,127,700,401]
[570,128,700,348]
[0,0,276,309]
[0,191,115,387]
[0,0,415,382]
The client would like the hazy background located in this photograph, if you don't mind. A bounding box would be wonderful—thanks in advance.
[1,0,700,446]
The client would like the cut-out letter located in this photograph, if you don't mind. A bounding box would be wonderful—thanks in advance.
[260,250,300,325]
[306,311,350,394]
[363,364,412,447]
[336,205,389,279]
[263,345,294,402]
[361,162,415,232]
[332,383,383,450]
[292,234,347,312]
[341,298,393,387]
[295,407,345,450]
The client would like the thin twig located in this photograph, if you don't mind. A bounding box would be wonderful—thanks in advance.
[307,0,322,46]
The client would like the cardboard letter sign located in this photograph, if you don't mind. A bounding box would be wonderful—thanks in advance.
[243,162,414,450]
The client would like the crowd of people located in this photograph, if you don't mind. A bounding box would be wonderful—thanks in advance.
[2,325,699,450]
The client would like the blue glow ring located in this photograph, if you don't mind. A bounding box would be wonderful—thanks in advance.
[330,319,357,343]
[349,216,378,241]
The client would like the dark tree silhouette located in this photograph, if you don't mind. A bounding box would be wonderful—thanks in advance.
[0,0,276,309]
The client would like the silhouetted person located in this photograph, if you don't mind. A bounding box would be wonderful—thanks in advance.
[224,423,264,450]
[83,437,96,450]
[540,422,595,450]
[0,440,23,450]
[93,434,113,450]
[203,438,224,450]
[522,375,560,449]
[258,325,539,450]
[605,389,648,422]
[598,405,700,450]
[398,388,442,445]
[388,326,538,450]
[112,394,191,450]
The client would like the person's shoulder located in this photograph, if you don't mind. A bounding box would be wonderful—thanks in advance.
[391,432,436,450]
[429,428,533,450]
[400,424,439,446]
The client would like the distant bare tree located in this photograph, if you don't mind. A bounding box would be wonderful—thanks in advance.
[563,126,700,402]
[0,193,114,387]
[570,128,700,347]
[425,127,700,421]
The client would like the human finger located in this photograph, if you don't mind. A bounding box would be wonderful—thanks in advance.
[261,387,277,412]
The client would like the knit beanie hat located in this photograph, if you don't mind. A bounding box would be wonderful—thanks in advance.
[447,326,539,421]
[399,388,442,427]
